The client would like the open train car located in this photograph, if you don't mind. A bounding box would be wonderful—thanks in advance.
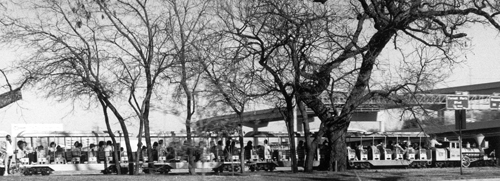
[1,131,131,176]
[140,131,278,173]
[346,131,496,169]
[346,131,432,168]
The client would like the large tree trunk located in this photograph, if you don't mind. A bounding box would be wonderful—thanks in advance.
[284,103,298,173]
[142,83,154,173]
[99,98,121,174]
[135,119,144,174]
[98,94,135,175]
[328,127,348,172]
[186,116,195,174]
[238,115,245,173]
[104,114,121,175]
[296,99,315,172]
[144,118,153,171]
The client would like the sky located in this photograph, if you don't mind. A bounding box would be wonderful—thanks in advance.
[1,19,500,136]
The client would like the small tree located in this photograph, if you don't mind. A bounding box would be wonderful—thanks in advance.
[163,0,213,174]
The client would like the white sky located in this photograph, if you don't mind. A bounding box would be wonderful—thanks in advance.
[1,21,500,135]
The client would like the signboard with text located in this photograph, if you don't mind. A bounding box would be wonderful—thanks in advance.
[446,95,469,110]
[490,96,500,109]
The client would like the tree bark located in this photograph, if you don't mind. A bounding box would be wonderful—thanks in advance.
[135,119,144,174]
[284,101,298,173]
[328,127,348,172]
[296,99,315,172]
[238,115,245,173]
[99,98,121,175]
[97,93,135,175]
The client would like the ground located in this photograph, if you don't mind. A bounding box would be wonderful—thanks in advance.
[0,167,499,181]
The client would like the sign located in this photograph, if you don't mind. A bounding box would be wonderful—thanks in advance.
[11,124,64,137]
[490,96,500,109]
[446,95,469,109]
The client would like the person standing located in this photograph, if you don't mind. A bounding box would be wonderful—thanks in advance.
[263,139,272,160]
[244,141,254,160]
[297,140,305,164]
[2,135,14,176]
[429,135,442,148]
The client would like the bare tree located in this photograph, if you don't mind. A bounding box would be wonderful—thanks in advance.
[214,0,500,172]
[1,1,176,174]
[197,28,269,172]
[162,0,213,174]
[216,0,306,172]
[292,0,500,171]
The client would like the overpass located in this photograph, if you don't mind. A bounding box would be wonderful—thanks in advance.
[197,81,500,136]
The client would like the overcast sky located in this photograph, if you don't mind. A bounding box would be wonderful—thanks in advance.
[1,21,500,135]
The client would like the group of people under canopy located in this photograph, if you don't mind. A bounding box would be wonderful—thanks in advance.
[1,135,124,166]
[143,138,273,162]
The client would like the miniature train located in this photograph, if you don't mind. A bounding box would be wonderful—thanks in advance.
[347,135,497,169]
[0,131,284,176]
[1,131,497,176]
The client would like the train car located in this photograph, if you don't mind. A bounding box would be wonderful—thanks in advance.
[347,132,497,169]
[1,131,132,176]
[347,131,432,169]
[142,131,286,173]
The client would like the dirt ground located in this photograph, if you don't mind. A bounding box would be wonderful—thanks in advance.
[0,167,499,181]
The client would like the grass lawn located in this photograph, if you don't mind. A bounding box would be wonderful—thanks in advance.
[0,167,499,181]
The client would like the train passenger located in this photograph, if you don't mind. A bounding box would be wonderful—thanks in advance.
[387,141,394,150]
[98,141,105,151]
[224,139,232,161]
[96,141,105,163]
[47,142,56,162]
[297,140,305,163]
[157,140,163,156]
[196,141,209,162]
[166,146,175,160]
[72,141,81,155]
[393,142,403,151]
[1,135,14,176]
[88,143,96,158]
[217,141,224,161]
[120,147,126,157]
[356,143,363,151]
[412,142,419,150]
[139,146,146,161]
[104,141,113,157]
[263,139,272,160]
[16,140,28,159]
[152,142,159,161]
[401,140,408,150]
[55,145,64,161]
[244,141,254,160]
[210,141,221,161]
[36,145,46,160]
[158,140,167,157]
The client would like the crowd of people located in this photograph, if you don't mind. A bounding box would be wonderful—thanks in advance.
[141,137,274,163]
[0,134,126,176]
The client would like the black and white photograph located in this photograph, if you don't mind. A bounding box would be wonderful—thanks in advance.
[0,0,499,180]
